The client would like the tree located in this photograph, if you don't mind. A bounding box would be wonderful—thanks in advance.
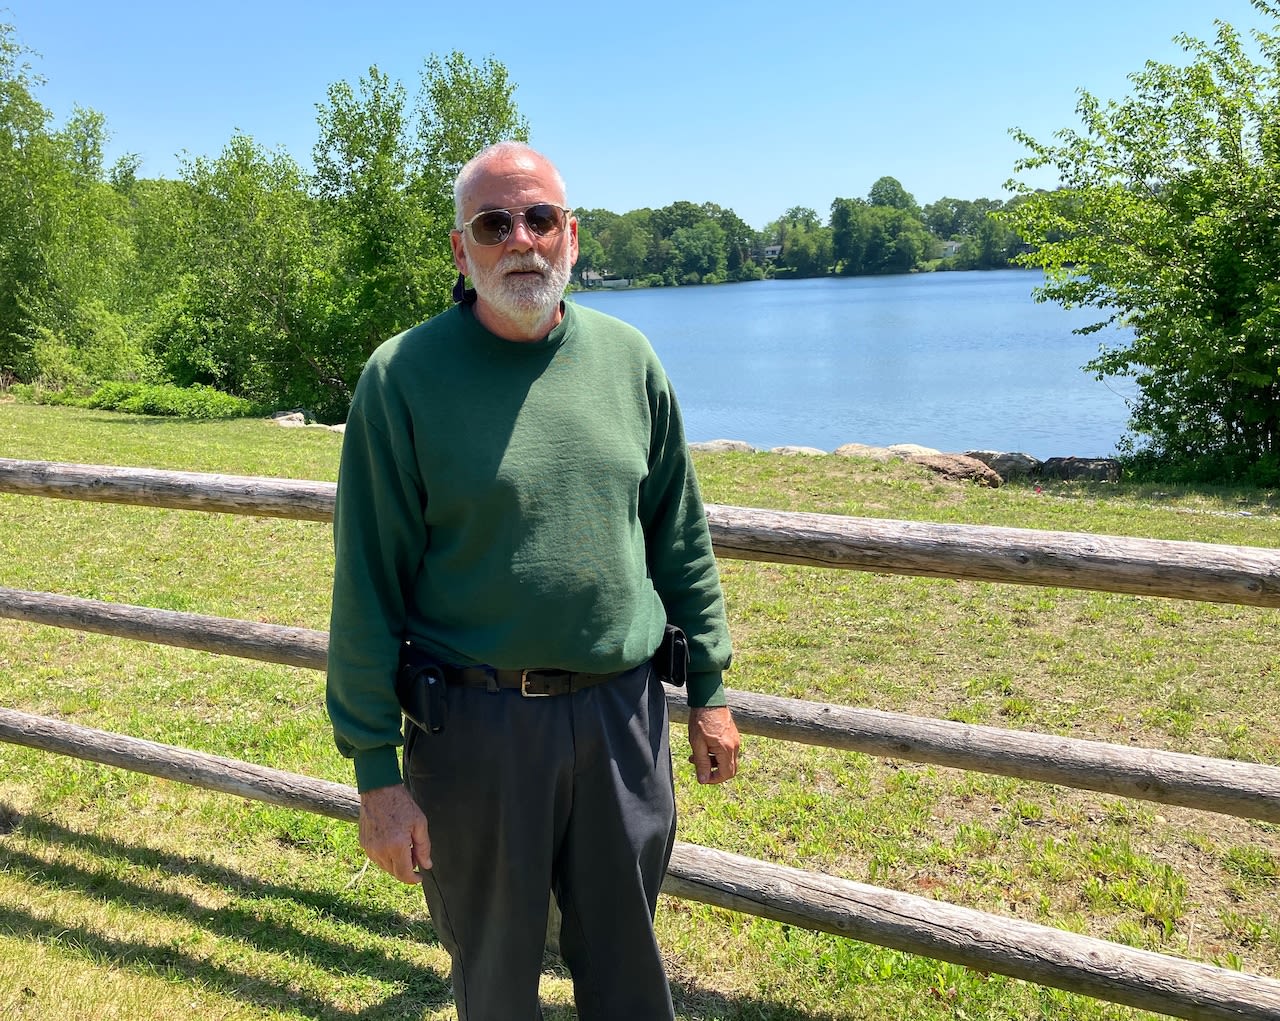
[867,175,920,217]
[314,65,445,391]
[1005,1,1280,480]
[830,197,868,273]
[414,52,528,194]
[601,210,651,281]
[670,220,727,284]
[151,134,321,408]
[305,54,527,418]
[573,223,605,282]
[0,21,52,379]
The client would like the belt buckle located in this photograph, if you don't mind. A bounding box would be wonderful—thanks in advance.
[520,669,552,698]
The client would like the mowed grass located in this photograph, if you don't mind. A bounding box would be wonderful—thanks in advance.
[1,400,1279,1020]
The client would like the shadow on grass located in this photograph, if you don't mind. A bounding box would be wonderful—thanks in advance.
[1,812,450,1020]
[0,809,858,1020]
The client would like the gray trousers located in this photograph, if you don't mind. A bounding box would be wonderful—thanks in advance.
[403,661,677,1021]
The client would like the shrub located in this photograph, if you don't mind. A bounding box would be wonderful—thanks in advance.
[14,381,257,420]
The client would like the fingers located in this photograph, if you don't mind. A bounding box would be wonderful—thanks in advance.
[688,706,742,785]
[358,783,432,884]
[690,742,714,785]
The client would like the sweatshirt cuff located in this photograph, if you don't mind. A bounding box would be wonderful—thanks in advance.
[353,746,404,793]
[685,670,726,708]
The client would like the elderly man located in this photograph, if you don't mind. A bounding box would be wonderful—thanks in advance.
[326,140,740,1020]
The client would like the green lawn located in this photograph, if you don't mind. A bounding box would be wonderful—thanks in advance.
[1,401,1278,1020]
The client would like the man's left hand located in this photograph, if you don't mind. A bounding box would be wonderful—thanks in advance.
[688,705,741,784]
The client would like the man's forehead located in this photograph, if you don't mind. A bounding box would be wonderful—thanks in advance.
[461,155,564,209]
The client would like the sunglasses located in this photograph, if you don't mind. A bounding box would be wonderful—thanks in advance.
[460,203,572,246]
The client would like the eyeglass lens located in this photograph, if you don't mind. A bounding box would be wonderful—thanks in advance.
[469,204,566,245]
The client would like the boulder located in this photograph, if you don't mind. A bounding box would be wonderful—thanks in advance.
[689,439,757,453]
[964,450,1042,481]
[271,411,307,428]
[887,443,942,456]
[770,445,829,456]
[833,443,894,461]
[906,453,1003,488]
[1037,456,1122,482]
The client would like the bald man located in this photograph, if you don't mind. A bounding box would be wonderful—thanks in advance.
[326,141,739,1020]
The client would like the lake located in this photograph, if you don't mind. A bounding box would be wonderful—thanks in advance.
[570,270,1134,459]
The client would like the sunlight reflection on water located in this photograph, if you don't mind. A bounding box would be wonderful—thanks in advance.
[572,270,1134,458]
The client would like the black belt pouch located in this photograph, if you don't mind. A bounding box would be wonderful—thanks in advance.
[655,624,689,687]
[396,642,447,734]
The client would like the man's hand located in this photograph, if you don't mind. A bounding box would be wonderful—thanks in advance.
[358,783,432,884]
[688,705,741,784]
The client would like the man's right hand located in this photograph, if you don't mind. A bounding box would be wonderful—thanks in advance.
[358,783,432,884]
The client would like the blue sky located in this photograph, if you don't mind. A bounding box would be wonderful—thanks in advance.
[8,0,1274,229]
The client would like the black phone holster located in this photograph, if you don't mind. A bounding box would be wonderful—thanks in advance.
[396,641,447,734]
[654,624,689,687]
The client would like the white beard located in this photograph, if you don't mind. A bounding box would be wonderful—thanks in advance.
[466,246,573,333]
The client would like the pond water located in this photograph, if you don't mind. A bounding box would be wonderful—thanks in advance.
[571,270,1134,458]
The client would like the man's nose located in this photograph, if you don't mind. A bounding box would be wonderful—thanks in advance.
[503,213,537,250]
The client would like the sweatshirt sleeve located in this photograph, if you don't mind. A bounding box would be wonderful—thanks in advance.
[639,370,732,707]
[325,369,428,792]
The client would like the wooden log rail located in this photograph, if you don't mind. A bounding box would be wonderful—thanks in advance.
[4,585,1279,824]
[1,707,1277,1021]
[3,458,1280,606]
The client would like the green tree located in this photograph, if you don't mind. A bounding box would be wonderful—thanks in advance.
[602,210,651,281]
[305,54,527,417]
[670,220,727,284]
[574,223,606,282]
[0,21,53,379]
[830,197,868,273]
[0,22,138,388]
[867,175,921,216]
[414,52,528,196]
[150,134,321,409]
[1005,1,1280,480]
[314,65,444,389]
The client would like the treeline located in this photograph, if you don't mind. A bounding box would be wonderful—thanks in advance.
[1,18,1024,423]
[1,20,527,422]
[575,179,1028,287]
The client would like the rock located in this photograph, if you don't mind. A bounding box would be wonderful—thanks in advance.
[1038,456,1122,482]
[328,423,346,434]
[964,450,1042,481]
[887,443,942,456]
[689,439,757,453]
[272,411,307,428]
[833,443,894,461]
[907,453,1003,488]
[770,445,828,456]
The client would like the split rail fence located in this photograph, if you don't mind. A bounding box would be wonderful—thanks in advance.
[2,456,1280,1020]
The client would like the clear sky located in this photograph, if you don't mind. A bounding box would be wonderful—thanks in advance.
[8,0,1274,229]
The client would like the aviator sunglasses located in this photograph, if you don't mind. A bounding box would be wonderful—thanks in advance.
[460,203,572,246]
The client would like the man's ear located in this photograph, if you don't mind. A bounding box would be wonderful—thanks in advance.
[568,217,579,266]
[450,230,469,274]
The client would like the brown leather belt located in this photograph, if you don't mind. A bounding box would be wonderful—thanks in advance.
[442,665,627,698]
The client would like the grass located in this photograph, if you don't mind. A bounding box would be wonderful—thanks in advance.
[1,400,1279,1019]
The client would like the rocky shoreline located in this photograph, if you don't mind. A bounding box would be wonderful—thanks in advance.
[687,439,1122,487]
[270,414,1120,487]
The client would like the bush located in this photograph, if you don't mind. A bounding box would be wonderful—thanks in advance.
[14,381,258,420]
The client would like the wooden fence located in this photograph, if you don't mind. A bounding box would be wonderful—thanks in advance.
[2,456,1280,1020]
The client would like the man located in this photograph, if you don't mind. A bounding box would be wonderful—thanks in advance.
[326,140,740,1021]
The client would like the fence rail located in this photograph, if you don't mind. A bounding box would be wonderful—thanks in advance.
[4,457,1280,605]
[3,458,1280,1019]
[4,584,1280,825]
[4,706,1279,1021]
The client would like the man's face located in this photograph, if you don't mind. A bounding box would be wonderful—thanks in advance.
[451,151,578,339]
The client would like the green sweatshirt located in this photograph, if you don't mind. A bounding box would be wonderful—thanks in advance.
[326,300,732,792]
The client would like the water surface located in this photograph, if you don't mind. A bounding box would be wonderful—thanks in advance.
[572,271,1133,458]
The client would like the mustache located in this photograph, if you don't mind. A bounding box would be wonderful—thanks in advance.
[498,254,551,274]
